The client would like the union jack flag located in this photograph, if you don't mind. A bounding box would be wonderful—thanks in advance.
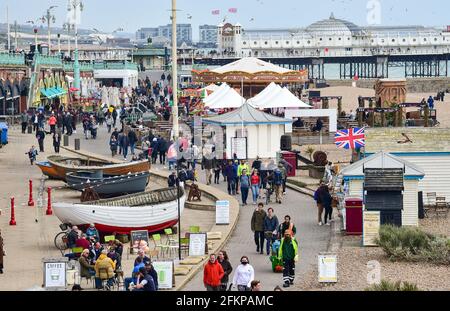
[335,128,365,150]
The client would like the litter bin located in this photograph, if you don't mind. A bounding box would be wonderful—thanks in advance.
[74,138,80,150]
[27,125,33,134]
[0,122,8,144]
[345,198,363,235]
[280,151,297,177]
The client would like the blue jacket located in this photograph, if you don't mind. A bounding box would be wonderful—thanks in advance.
[264,215,279,232]
[232,163,239,179]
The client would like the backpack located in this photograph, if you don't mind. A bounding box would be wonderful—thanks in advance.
[273,169,283,185]
[186,170,195,181]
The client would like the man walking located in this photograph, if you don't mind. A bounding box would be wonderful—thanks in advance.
[48,113,57,134]
[278,230,298,288]
[224,160,236,195]
[273,165,284,204]
[251,203,267,254]
[36,128,46,152]
[203,254,224,291]
[263,208,279,255]
[20,111,29,134]
[128,129,138,156]
[120,131,130,160]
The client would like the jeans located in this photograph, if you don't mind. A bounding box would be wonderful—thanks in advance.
[159,152,166,164]
[251,185,260,203]
[130,143,135,155]
[235,177,240,194]
[38,139,44,152]
[241,187,249,204]
[214,170,220,184]
[317,203,324,223]
[21,122,27,133]
[266,236,276,255]
[324,205,333,224]
[254,231,264,252]
[123,145,129,159]
[95,277,114,289]
[168,160,176,170]
[227,178,236,195]
[124,277,135,291]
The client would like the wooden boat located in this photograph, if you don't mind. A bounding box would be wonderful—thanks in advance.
[36,161,60,179]
[65,171,150,196]
[53,188,185,234]
[47,155,150,181]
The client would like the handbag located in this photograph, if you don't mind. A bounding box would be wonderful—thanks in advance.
[264,231,273,239]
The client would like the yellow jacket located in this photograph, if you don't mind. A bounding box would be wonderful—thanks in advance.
[94,254,116,279]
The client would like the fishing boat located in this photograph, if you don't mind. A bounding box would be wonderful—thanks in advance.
[52,188,185,234]
[36,161,60,179]
[65,171,150,196]
[47,155,150,181]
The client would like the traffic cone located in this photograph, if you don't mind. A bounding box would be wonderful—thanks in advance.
[46,187,53,216]
[28,179,35,207]
[9,197,17,226]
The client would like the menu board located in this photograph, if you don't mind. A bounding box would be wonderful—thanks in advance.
[152,261,174,289]
[363,211,380,247]
[216,200,230,225]
[130,230,150,254]
[44,261,67,288]
[189,233,207,257]
[318,254,337,283]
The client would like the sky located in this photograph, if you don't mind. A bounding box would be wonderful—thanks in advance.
[1,0,450,40]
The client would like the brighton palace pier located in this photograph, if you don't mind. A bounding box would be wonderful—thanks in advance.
[197,13,450,79]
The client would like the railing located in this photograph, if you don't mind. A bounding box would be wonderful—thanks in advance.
[92,61,138,71]
[34,53,63,66]
[63,61,94,72]
[0,52,26,66]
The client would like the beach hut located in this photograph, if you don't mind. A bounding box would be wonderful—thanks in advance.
[203,103,291,159]
[340,151,425,226]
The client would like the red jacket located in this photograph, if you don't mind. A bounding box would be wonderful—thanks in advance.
[251,174,260,185]
[203,260,224,287]
[48,116,57,126]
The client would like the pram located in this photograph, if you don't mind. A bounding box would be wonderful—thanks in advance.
[269,239,283,273]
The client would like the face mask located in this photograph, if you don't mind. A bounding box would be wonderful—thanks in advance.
[241,261,248,265]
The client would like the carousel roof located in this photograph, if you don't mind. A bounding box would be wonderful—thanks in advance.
[203,103,291,126]
[211,57,293,74]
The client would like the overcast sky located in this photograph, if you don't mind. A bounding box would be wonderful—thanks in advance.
[2,0,450,39]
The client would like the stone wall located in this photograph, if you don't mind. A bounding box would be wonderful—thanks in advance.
[326,78,450,93]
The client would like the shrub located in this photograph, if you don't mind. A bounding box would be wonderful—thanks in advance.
[365,280,420,291]
[376,225,450,264]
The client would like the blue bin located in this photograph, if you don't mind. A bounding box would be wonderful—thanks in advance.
[0,122,8,144]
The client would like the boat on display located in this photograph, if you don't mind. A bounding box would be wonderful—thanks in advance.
[52,188,185,234]
[36,161,60,179]
[65,171,150,196]
[46,155,150,181]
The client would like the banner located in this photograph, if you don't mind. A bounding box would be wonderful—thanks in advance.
[216,200,230,225]
[318,254,337,283]
[153,261,174,289]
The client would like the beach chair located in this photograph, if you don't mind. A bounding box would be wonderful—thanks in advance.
[152,234,169,258]
[189,225,200,233]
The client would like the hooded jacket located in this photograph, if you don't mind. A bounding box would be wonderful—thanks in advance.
[95,254,116,279]
[203,260,224,287]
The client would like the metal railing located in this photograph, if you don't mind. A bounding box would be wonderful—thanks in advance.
[92,61,138,71]
[0,52,26,65]
[34,53,63,66]
[63,61,94,72]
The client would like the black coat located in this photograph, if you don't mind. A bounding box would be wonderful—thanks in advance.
[219,259,232,284]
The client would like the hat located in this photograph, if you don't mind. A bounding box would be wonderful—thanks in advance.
[138,267,147,274]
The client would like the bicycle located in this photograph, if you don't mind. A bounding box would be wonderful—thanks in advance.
[54,223,72,254]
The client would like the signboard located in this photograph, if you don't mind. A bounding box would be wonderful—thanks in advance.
[363,211,381,246]
[318,254,337,283]
[231,137,247,160]
[43,259,68,289]
[153,261,174,289]
[216,200,230,225]
[189,233,207,257]
[130,230,150,254]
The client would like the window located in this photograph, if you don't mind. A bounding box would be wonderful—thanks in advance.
[424,38,427,42]
[297,41,300,44]
[265,41,268,45]
[254,41,257,45]
[307,40,311,44]
[338,37,342,41]
[243,41,247,45]
[392,39,395,42]
[286,41,290,44]
[403,39,406,42]
[329,38,332,41]
[319,38,323,41]
[275,41,279,44]
[434,38,438,41]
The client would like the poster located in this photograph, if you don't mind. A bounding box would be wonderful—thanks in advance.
[216,200,230,225]
[153,261,174,289]
[189,233,207,257]
[363,211,380,246]
[130,230,150,253]
[318,254,337,283]
[231,137,247,160]
[44,261,67,288]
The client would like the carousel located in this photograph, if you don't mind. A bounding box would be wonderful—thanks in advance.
[192,57,308,98]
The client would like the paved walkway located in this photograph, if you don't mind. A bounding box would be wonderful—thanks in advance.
[67,124,331,291]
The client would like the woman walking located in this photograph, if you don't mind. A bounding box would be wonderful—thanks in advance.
[110,136,118,157]
[231,256,254,291]
[250,169,261,205]
[217,251,233,291]
[239,169,250,206]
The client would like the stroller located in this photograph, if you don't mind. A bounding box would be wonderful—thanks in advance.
[269,239,283,273]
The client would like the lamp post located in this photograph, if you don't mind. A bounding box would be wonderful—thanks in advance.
[26,20,40,54]
[13,21,19,51]
[68,0,84,97]
[63,22,73,59]
[41,5,57,55]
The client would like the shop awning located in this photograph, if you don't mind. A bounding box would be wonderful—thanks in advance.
[40,87,67,99]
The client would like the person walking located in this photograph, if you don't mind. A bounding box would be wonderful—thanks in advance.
[202,153,214,185]
[36,128,46,152]
[250,169,261,205]
[314,182,326,226]
[224,160,236,195]
[150,137,159,164]
[231,256,254,291]
[278,230,298,288]
[251,203,267,254]
[110,136,118,157]
[264,208,279,255]
[203,254,225,291]
[128,129,138,155]
[428,95,435,110]
[213,157,222,185]
[26,145,38,165]
[278,215,297,239]
[158,136,168,165]
[233,160,240,194]
[273,165,284,204]
[48,113,57,134]
[217,251,232,291]
[105,114,113,133]
[20,111,29,134]
[52,133,61,153]
[320,184,333,225]
[120,131,130,160]
[239,169,251,205]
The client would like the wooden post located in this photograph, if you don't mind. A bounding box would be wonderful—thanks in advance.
[337,97,342,117]
[368,99,374,127]
[381,111,386,127]
[322,98,329,109]
[423,105,429,127]
[358,97,364,127]
[397,107,403,127]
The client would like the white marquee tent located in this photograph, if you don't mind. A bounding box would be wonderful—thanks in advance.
[203,83,246,109]
[247,82,311,109]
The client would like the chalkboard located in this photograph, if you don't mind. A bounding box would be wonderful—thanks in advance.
[130,230,149,254]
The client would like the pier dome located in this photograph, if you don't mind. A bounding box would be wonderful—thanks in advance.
[306,13,364,36]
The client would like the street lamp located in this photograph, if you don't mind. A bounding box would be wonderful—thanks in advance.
[68,0,84,97]
[41,5,57,55]
[26,19,40,54]
[63,22,73,59]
